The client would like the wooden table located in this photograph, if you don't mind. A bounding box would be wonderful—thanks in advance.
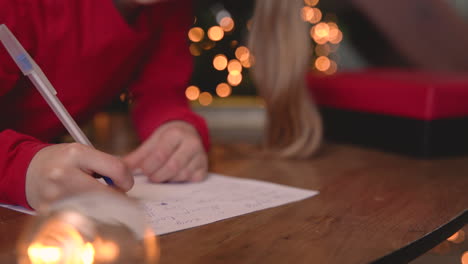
[0,114,467,263]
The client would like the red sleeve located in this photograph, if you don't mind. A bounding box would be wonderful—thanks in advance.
[0,131,49,208]
[0,2,49,208]
[129,2,210,151]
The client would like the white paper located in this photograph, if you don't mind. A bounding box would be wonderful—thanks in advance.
[0,174,318,235]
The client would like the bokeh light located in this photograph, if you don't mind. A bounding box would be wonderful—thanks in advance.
[207,26,224,41]
[198,92,213,106]
[304,0,319,6]
[227,73,242,86]
[315,56,331,72]
[213,54,228,71]
[235,46,250,62]
[324,60,337,75]
[462,251,468,264]
[189,43,202,56]
[314,22,330,39]
[220,17,235,32]
[241,56,254,68]
[188,27,204,42]
[185,85,200,101]
[301,6,314,22]
[227,59,242,75]
[309,8,322,24]
[447,230,466,244]
[329,30,343,44]
[216,83,232,98]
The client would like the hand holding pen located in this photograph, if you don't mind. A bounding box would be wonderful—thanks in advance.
[0,25,134,209]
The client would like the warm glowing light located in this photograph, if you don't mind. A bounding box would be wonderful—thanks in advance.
[235,46,250,62]
[315,44,330,56]
[462,251,468,264]
[315,56,331,72]
[216,83,232,98]
[198,92,213,106]
[220,17,235,32]
[311,23,331,44]
[301,6,314,22]
[448,231,460,242]
[227,59,242,75]
[28,243,62,264]
[314,22,330,38]
[81,243,95,264]
[189,43,202,56]
[188,27,204,42]
[302,6,322,24]
[207,26,224,41]
[94,238,119,263]
[329,30,343,44]
[448,230,466,244]
[325,60,337,75]
[227,73,242,86]
[185,85,200,101]
[241,57,253,68]
[304,0,319,6]
[213,54,228,71]
[309,8,322,24]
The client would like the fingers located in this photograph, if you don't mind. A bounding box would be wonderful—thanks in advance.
[124,129,181,174]
[65,143,134,191]
[147,140,194,182]
[123,121,209,183]
[170,152,208,183]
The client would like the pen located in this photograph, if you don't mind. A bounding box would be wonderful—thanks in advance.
[0,24,114,186]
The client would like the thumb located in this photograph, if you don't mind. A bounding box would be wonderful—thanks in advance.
[76,145,134,191]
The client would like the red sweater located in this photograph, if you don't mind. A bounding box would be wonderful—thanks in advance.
[0,0,209,208]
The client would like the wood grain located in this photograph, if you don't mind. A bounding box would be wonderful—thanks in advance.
[0,114,466,264]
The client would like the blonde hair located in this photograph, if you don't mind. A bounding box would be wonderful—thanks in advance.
[248,0,323,158]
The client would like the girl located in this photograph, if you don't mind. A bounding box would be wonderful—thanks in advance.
[0,0,209,209]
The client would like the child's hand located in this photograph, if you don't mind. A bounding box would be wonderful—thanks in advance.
[124,121,208,183]
[25,143,134,210]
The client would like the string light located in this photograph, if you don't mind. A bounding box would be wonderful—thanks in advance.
[240,56,254,68]
[304,0,319,6]
[216,83,232,97]
[220,17,235,32]
[329,30,343,44]
[227,59,242,75]
[188,27,204,42]
[207,26,224,41]
[301,6,314,22]
[235,46,250,62]
[309,8,322,24]
[324,60,337,75]
[227,73,242,86]
[315,56,331,72]
[213,54,228,71]
[189,43,202,56]
[462,251,468,264]
[185,86,200,101]
[199,92,213,106]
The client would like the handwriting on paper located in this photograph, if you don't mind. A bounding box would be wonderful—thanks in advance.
[128,174,318,235]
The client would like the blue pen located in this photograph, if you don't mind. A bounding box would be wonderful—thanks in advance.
[0,24,114,186]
